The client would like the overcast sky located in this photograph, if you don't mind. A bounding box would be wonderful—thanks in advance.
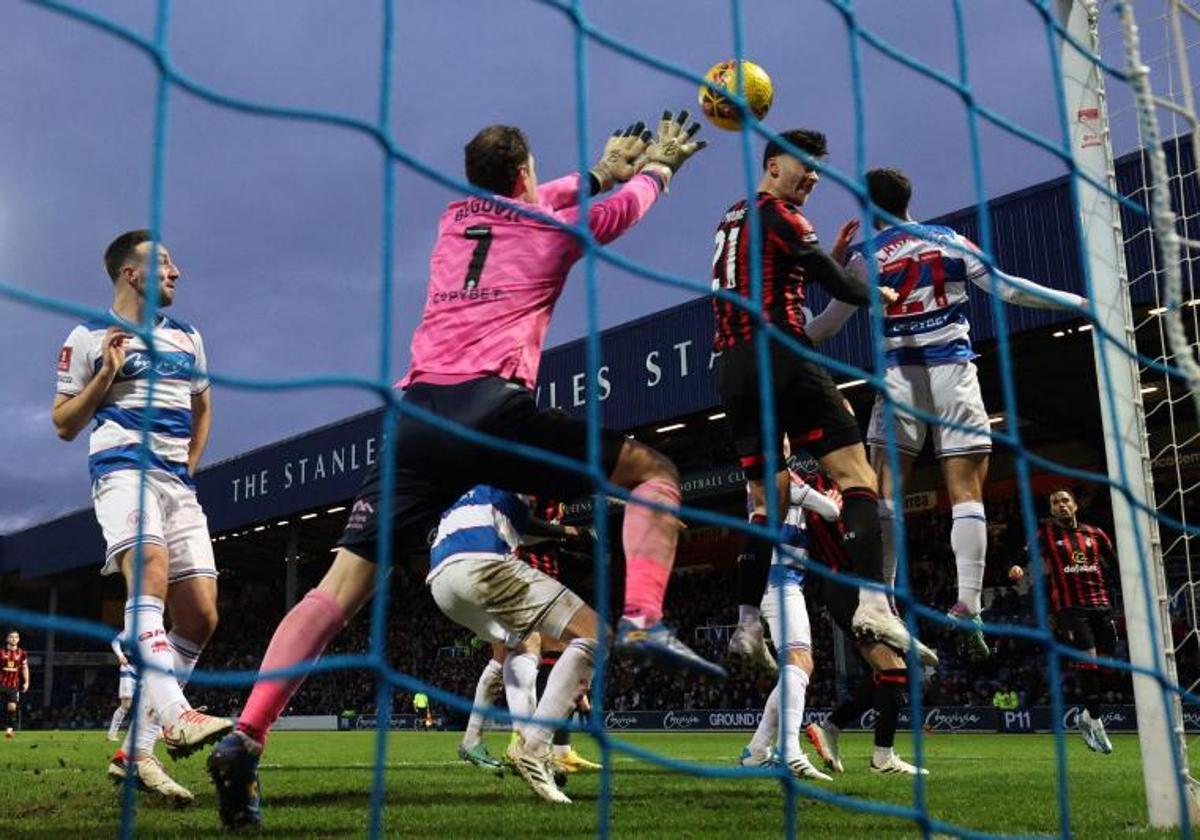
[0,0,1184,532]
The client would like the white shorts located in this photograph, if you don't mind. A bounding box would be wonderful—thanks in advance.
[93,470,217,584]
[427,554,585,649]
[761,571,811,652]
[118,670,137,700]
[866,361,992,458]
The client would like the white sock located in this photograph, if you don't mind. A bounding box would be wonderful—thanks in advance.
[131,630,205,757]
[168,631,202,685]
[779,664,810,762]
[131,686,161,758]
[503,652,539,740]
[553,744,570,758]
[878,498,898,591]
[749,685,779,755]
[123,597,187,727]
[525,639,595,753]
[107,705,128,740]
[463,659,503,749]
[951,501,987,614]
[873,745,895,766]
[738,605,762,628]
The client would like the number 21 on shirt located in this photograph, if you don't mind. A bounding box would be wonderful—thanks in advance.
[881,251,946,315]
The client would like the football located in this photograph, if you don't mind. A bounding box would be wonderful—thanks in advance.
[698,59,774,131]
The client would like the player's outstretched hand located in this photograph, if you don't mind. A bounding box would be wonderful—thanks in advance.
[639,110,707,187]
[830,218,860,266]
[1008,565,1024,582]
[592,123,652,192]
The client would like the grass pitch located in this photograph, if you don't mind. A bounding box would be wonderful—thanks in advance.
[0,729,1187,838]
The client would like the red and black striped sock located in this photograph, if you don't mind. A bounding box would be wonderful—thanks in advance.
[873,668,909,749]
[840,487,885,584]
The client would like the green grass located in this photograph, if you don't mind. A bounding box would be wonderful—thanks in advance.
[0,729,1188,838]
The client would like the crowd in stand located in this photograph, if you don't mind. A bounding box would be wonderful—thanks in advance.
[22,497,1147,730]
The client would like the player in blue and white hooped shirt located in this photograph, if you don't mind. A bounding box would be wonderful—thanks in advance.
[106,634,138,742]
[52,230,231,803]
[740,469,841,782]
[805,169,1088,661]
[426,485,599,805]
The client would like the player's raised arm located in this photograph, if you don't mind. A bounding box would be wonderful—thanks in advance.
[573,110,706,246]
[52,325,129,442]
[761,203,891,307]
[959,234,1088,311]
[788,474,843,522]
[536,122,651,210]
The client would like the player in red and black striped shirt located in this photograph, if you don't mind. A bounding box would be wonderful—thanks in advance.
[3,630,30,738]
[711,129,916,674]
[1009,487,1117,754]
[787,456,929,776]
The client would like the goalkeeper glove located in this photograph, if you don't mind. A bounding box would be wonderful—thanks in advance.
[591,122,652,192]
[639,109,707,188]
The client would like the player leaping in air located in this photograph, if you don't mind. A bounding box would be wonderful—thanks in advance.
[208,112,713,828]
[805,168,1088,661]
[711,130,934,673]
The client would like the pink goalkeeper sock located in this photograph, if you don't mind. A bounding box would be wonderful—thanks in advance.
[237,588,346,747]
[621,478,681,625]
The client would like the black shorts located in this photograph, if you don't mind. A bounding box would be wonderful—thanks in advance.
[338,377,625,562]
[716,340,862,478]
[805,569,858,636]
[1053,607,1117,656]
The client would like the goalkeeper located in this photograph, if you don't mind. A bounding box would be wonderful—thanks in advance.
[208,111,713,829]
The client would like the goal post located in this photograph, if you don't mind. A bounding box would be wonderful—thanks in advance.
[1057,0,1195,827]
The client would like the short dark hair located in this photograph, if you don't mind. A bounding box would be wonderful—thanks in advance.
[866,168,912,218]
[104,230,154,282]
[464,126,530,197]
[762,129,827,170]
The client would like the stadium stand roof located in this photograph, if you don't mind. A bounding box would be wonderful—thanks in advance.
[2,141,1185,580]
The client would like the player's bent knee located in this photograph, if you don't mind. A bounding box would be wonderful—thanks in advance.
[788,647,814,673]
[611,439,679,488]
[559,604,601,644]
[316,548,379,617]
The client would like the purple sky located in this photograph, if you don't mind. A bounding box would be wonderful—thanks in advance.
[0,1,1172,531]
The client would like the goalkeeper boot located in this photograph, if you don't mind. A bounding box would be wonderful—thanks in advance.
[870,751,929,776]
[458,742,504,774]
[132,754,195,806]
[739,745,778,768]
[207,731,264,829]
[786,753,833,782]
[162,708,234,760]
[851,603,939,667]
[555,747,602,773]
[805,723,844,775]
[948,602,990,662]
[615,619,728,680]
[728,623,778,676]
[505,736,571,804]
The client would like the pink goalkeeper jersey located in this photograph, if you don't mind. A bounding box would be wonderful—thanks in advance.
[401,172,664,390]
